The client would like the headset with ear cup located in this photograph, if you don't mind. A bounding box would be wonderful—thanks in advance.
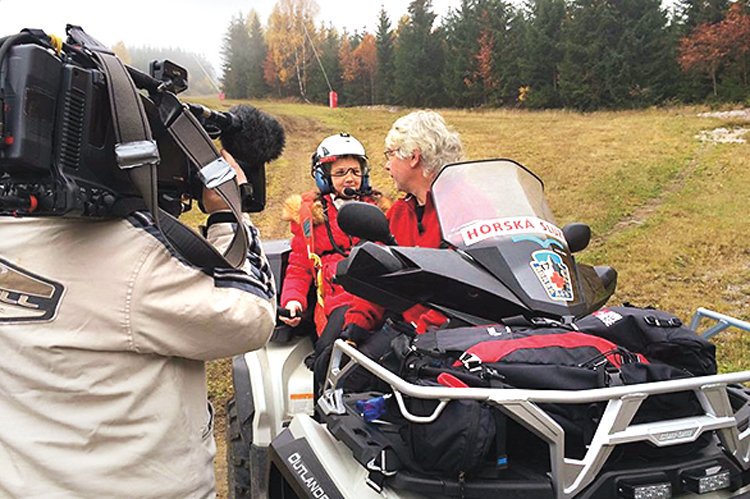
[311,133,370,196]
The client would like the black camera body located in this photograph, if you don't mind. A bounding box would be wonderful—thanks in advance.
[0,30,282,217]
[0,42,133,215]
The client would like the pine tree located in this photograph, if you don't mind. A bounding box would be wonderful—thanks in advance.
[492,3,525,106]
[393,0,445,106]
[305,24,339,104]
[221,13,252,98]
[441,0,483,107]
[677,0,730,29]
[558,0,621,110]
[375,7,396,104]
[246,10,269,98]
[613,0,677,107]
[521,0,566,108]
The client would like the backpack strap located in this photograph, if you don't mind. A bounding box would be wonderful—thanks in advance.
[66,25,248,271]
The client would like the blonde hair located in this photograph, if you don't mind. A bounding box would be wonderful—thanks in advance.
[385,110,464,177]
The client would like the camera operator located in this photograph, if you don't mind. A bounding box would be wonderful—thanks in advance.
[0,147,276,497]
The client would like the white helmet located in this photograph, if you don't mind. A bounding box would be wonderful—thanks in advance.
[311,133,370,194]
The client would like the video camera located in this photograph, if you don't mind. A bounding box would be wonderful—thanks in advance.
[0,26,285,218]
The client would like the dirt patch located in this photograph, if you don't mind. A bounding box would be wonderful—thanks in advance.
[696,108,750,143]
[695,127,749,144]
[274,114,329,135]
[698,109,750,119]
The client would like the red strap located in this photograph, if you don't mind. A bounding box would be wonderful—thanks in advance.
[437,372,469,388]
[457,332,632,368]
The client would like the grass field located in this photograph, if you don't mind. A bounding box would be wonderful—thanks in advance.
[182,100,750,497]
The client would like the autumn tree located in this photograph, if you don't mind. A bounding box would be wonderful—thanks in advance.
[442,0,517,107]
[679,4,750,96]
[264,0,320,100]
[341,33,378,105]
[112,41,131,65]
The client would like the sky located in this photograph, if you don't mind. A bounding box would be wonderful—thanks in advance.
[0,0,463,78]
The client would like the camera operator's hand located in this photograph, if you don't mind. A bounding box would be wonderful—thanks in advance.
[201,150,248,214]
[279,300,303,327]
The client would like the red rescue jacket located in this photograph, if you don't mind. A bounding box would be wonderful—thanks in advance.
[281,191,389,334]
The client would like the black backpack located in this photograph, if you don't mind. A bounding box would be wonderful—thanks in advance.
[574,305,716,376]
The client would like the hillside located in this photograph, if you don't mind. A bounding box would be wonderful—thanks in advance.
[182,101,750,496]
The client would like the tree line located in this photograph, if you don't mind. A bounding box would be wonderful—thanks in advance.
[220,0,750,111]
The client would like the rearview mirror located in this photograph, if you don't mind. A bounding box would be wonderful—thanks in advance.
[562,223,591,253]
[338,202,396,245]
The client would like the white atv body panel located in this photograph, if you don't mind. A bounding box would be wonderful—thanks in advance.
[243,337,315,447]
[280,415,425,499]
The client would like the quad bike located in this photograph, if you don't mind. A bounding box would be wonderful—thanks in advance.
[228,159,750,498]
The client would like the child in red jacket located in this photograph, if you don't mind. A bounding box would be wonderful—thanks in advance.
[279,134,389,366]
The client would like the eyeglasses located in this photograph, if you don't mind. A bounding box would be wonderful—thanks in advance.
[329,167,364,177]
[383,149,399,161]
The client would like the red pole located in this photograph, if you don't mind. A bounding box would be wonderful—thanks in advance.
[329,90,338,109]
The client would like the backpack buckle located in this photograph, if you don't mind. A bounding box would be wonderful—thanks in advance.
[644,315,682,328]
[459,352,483,373]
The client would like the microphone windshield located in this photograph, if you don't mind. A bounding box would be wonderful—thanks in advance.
[220,105,286,168]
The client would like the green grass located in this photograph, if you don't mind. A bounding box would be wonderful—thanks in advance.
[185,101,749,496]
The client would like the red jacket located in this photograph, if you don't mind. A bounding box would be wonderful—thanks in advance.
[281,192,386,334]
[344,192,448,333]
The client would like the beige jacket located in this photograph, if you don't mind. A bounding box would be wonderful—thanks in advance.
[0,213,275,498]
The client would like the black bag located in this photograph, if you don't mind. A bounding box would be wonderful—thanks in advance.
[575,305,716,376]
[398,392,506,478]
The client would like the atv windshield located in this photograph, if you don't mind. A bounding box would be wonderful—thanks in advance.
[432,159,561,249]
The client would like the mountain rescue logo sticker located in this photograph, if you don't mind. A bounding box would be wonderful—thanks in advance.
[529,250,574,302]
[0,258,64,323]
